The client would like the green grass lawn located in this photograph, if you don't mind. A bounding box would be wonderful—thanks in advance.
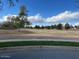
[0,41,79,48]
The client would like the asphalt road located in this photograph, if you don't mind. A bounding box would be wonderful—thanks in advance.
[0,46,79,59]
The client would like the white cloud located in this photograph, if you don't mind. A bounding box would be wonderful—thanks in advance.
[46,11,79,23]
[28,11,79,24]
[75,22,79,25]
[28,14,45,23]
[0,14,17,22]
[0,15,8,22]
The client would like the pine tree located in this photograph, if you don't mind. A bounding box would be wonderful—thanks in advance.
[65,23,70,30]
[18,5,30,28]
[56,23,63,30]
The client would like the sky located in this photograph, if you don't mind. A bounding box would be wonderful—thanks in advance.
[0,0,79,26]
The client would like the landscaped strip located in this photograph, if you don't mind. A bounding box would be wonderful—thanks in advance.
[0,41,79,48]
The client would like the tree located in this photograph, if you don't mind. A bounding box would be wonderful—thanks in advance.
[50,25,54,29]
[1,21,16,29]
[0,0,31,29]
[12,16,21,28]
[1,5,31,29]
[53,24,57,29]
[0,0,19,11]
[56,23,63,30]
[0,0,19,10]
[19,5,27,17]
[65,23,71,30]
[18,5,30,28]
[75,25,79,29]
[6,16,20,29]
[34,25,40,29]
[41,26,44,29]
[1,16,18,29]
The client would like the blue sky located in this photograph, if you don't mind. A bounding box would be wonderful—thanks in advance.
[0,0,79,26]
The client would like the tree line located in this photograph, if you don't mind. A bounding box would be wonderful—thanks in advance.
[31,23,79,30]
